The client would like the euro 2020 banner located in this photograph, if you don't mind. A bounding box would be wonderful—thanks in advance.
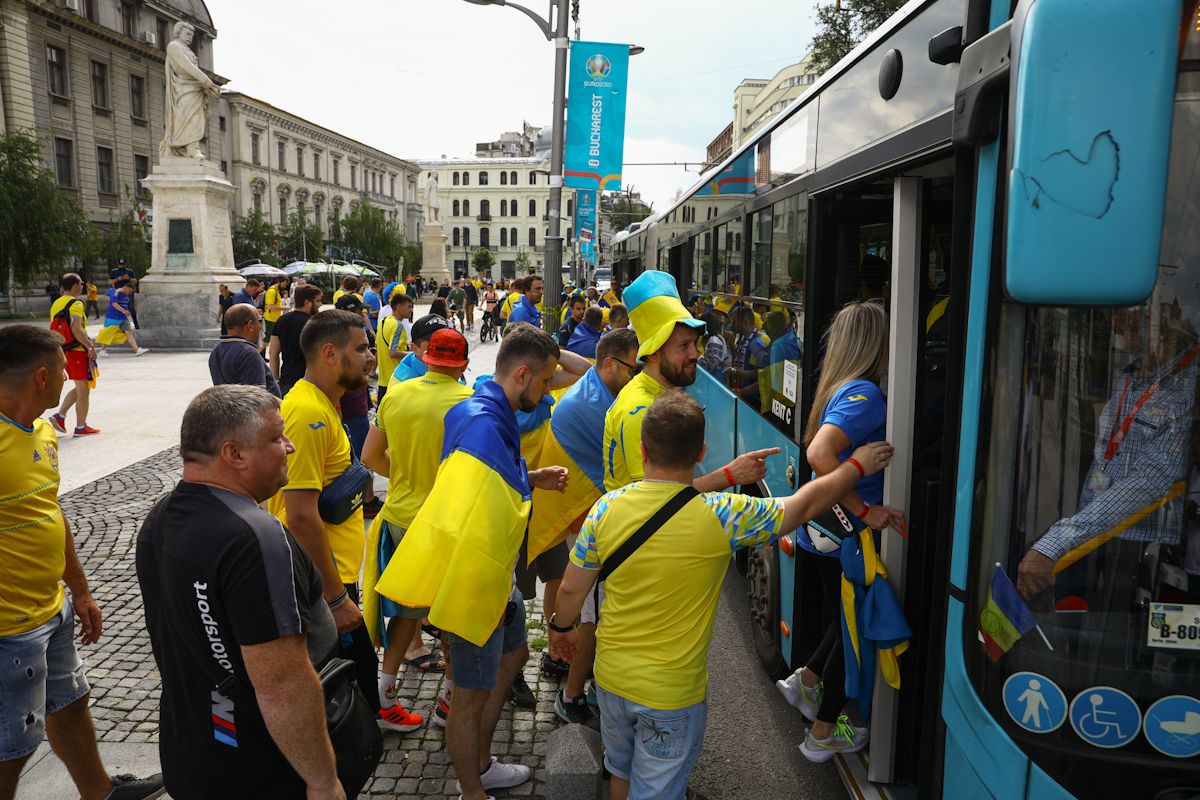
[574,189,597,242]
[565,42,630,192]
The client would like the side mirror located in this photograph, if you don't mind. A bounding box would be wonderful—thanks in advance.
[1004,0,1182,305]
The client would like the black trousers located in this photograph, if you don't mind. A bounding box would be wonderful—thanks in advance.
[343,583,380,713]
[806,553,848,724]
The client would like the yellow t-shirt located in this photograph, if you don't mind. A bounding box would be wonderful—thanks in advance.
[571,482,784,709]
[500,291,519,321]
[0,416,65,636]
[375,372,472,529]
[263,286,284,323]
[86,283,98,302]
[602,372,669,491]
[375,316,406,389]
[267,380,365,584]
[50,294,86,337]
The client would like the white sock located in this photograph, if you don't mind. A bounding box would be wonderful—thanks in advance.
[378,673,399,708]
[440,679,454,702]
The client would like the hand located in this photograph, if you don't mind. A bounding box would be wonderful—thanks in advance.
[530,466,569,493]
[71,591,103,645]
[548,628,579,664]
[850,441,894,475]
[330,599,362,634]
[862,504,907,535]
[1017,549,1056,600]
[726,448,781,485]
[306,780,346,800]
[85,345,96,360]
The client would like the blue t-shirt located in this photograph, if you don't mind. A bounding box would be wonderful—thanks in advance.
[508,296,542,327]
[391,351,428,384]
[550,367,614,490]
[363,290,382,328]
[105,288,131,321]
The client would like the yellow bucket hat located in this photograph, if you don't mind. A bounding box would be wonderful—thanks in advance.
[624,271,706,362]
[713,296,735,315]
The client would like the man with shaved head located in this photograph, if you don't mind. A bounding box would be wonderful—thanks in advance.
[209,303,281,397]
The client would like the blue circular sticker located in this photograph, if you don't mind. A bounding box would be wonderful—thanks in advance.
[1144,695,1200,758]
[1003,672,1067,733]
[1069,687,1141,749]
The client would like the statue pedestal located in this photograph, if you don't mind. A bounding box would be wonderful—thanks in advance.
[136,156,240,349]
[421,222,451,285]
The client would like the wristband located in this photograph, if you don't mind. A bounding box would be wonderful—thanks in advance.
[722,466,736,488]
[859,503,871,520]
[548,613,577,633]
[846,457,866,478]
[326,589,348,610]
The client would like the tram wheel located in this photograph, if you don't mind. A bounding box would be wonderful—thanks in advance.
[746,544,788,680]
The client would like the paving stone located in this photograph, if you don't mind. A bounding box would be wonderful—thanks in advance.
[544,724,603,800]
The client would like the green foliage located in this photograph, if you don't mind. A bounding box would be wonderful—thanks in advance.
[609,196,653,233]
[0,131,92,286]
[232,210,279,266]
[400,242,422,274]
[810,0,907,73]
[338,203,404,268]
[278,209,323,263]
[90,194,151,276]
[514,248,533,275]
[471,247,496,273]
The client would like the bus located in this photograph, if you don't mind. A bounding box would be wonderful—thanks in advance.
[609,0,1200,797]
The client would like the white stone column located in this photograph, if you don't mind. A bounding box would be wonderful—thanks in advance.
[421,222,451,284]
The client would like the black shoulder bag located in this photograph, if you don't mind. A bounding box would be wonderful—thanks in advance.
[598,485,699,582]
[317,424,374,524]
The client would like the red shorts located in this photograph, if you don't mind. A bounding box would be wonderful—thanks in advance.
[64,349,91,382]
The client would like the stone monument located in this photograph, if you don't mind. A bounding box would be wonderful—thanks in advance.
[420,172,451,284]
[136,21,239,349]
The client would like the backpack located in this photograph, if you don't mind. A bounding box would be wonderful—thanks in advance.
[51,299,84,351]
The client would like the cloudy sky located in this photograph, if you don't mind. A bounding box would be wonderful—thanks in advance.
[204,0,821,209]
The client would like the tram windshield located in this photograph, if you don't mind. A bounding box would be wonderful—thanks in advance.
[968,70,1200,795]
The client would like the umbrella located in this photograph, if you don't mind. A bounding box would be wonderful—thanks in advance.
[284,261,368,277]
[238,264,286,277]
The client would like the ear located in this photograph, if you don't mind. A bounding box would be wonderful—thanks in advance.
[640,440,650,466]
[696,441,707,465]
[219,439,245,470]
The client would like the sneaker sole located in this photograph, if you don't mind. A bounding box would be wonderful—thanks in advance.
[798,737,869,764]
[49,417,66,433]
[378,719,423,733]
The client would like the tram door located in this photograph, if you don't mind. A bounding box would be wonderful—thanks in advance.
[805,165,956,791]
[668,240,693,297]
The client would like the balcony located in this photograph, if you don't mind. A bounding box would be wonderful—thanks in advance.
[477,212,492,221]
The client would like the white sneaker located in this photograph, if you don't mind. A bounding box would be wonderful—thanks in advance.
[97,349,109,357]
[455,756,531,792]
[134,348,150,356]
[799,715,869,763]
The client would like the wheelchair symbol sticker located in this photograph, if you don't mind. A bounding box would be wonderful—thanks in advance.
[1003,672,1067,733]
[1144,695,1200,758]
[1069,687,1141,749]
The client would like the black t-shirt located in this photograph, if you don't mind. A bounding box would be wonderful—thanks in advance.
[109,266,135,288]
[136,482,337,800]
[274,310,310,391]
[437,284,451,298]
[464,282,479,304]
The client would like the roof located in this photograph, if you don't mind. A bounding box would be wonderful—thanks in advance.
[153,0,214,29]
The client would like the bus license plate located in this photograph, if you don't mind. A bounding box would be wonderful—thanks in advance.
[1148,602,1200,651]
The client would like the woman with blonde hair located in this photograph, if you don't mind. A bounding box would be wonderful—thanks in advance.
[777,299,907,762]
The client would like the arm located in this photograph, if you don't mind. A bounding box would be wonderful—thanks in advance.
[547,562,598,663]
[69,314,94,357]
[241,635,344,800]
[693,447,781,492]
[549,348,591,389]
[361,426,390,476]
[62,515,102,645]
[781,441,893,533]
[283,491,360,633]
[809,422,905,532]
[268,334,282,380]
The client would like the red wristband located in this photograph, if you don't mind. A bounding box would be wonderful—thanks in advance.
[723,466,736,488]
[859,503,871,519]
[846,457,866,478]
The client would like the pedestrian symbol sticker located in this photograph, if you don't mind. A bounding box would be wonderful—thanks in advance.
[1069,687,1141,749]
[1144,695,1200,758]
[1003,672,1067,733]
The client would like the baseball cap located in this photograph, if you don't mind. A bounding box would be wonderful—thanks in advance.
[334,294,365,313]
[423,328,468,368]
[410,314,450,344]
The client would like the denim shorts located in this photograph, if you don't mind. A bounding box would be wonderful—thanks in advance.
[0,597,91,760]
[595,686,707,800]
[444,590,527,691]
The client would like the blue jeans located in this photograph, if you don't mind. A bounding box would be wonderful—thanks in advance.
[0,597,91,760]
[444,590,527,691]
[596,686,707,800]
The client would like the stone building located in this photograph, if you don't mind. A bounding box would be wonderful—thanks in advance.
[705,52,819,165]
[219,92,422,249]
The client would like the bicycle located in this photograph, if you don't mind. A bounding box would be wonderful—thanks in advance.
[479,309,498,342]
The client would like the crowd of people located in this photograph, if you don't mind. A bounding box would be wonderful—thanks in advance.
[1,264,899,800]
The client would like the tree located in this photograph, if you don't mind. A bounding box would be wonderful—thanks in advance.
[278,209,323,263]
[514,248,533,275]
[232,210,279,266]
[0,131,92,295]
[609,196,653,233]
[810,0,907,74]
[471,247,496,275]
[400,242,422,274]
[339,203,404,267]
[91,196,151,276]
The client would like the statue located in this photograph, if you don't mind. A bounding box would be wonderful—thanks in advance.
[425,172,441,224]
[160,22,219,158]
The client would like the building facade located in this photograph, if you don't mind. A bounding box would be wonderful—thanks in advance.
[419,155,580,279]
[707,53,819,159]
[474,121,540,159]
[220,92,422,250]
[0,0,224,228]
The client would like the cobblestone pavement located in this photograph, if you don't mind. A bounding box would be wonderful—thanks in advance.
[67,445,565,800]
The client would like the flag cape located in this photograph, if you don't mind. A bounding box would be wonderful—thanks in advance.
[95,318,127,345]
[840,527,911,720]
[361,513,389,648]
[375,381,531,646]
[980,566,1036,662]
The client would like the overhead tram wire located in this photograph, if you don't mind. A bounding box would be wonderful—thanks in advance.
[630,54,808,87]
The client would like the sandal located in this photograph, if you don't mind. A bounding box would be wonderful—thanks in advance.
[422,623,444,639]
[404,651,446,672]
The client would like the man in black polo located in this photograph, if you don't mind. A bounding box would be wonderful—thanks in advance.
[108,258,138,328]
[269,284,322,397]
[210,304,281,397]
[136,385,345,800]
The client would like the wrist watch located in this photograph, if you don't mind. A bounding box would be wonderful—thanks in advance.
[548,613,577,633]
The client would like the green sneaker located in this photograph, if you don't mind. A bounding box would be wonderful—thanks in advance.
[799,715,869,763]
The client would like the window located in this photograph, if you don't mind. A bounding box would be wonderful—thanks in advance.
[53,138,74,187]
[500,199,507,216]
[296,146,304,177]
[218,115,225,132]
[567,198,573,217]
[277,141,286,171]
[129,74,146,119]
[510,197,517,216]
[156,17,169,51]
[350,164,357,189]
[463,228,470,247]
[500,171,508,186]
[500,228,508,247]
[47,45,67,97]
[453,199,460,216]
[479,171,488,185]
[220,160,227,174]
[462,199,470,216]
[333,159,340,186]
[121,2,136,37]
[250,132,260,165]
[453,171,460,186]
[313,153,320,181]
[134,154,149,195]
[252,192,262,214]
[462,172,469,186]
[509,227,516,247]
[83,0,96,21]
[480,228,490,248]
[297,201,306,220]
[480,199,490,219]
[279,196,287,223]
[528,228,536,247]
[314,202,323,232]
[96,146,114,194]
[510,171,517,185]
[529,199,537,217]
[529,172,537,185]
[390,175,395,198]
[90,61,109,108]
[453,228,460,247]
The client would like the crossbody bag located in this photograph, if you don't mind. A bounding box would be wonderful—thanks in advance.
[317,424,374,524]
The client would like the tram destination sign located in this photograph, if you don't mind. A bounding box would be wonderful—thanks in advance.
[565,41,630,192]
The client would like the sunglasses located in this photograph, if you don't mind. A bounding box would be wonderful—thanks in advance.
[614,357,642,376]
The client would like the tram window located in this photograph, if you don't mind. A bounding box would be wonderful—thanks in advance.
[696,231,712,292]
[726,218,744,293]
[968,85,1200,797]
[750,206,773,297]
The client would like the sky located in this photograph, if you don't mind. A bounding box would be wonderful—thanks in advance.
[203,0,821,210]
